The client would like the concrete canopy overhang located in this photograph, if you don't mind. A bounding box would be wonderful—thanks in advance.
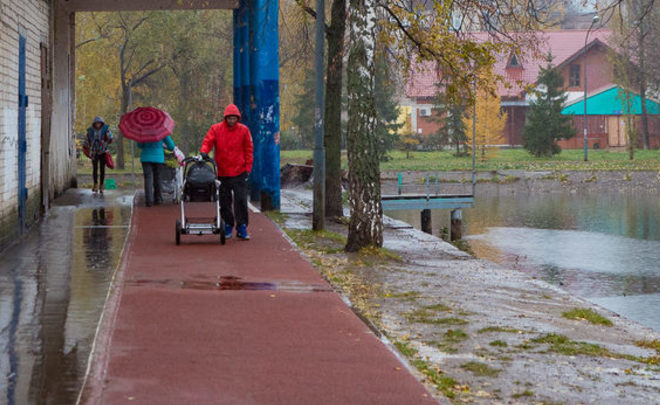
[56,0,281,209]
[60,0,238,12]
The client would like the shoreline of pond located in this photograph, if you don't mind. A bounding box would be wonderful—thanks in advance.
[381,169,660,195]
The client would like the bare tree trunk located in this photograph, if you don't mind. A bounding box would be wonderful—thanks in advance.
[638,14,650,149]
[345,0,382,252]
[116,80,128,170]
[324,0,346,219]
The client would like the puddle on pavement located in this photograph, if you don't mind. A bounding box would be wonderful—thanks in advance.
[0,189,132,405]
[127,276,333,293]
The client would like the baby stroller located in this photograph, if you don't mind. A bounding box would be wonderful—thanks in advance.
[175,155,225,245]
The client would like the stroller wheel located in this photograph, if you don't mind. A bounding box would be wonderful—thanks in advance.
[175,219,181,245]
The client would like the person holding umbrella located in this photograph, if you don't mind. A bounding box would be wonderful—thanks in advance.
[119,107,177,207]
[84,116,113,194]
[137,136,176,206]
[200,104,253,240]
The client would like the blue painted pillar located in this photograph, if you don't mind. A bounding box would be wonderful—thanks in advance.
[234,0,280,210]
[233,2,250,126]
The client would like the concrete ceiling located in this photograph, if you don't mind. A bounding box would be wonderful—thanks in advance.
[60,0,238,12]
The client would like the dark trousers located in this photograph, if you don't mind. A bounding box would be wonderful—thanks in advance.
[219,172,249,227]
[142,162,163,205]
[92,154,105,185]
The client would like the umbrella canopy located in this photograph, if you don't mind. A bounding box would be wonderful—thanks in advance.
[119,107,175,143]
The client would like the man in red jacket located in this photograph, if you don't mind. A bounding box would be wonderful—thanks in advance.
[200,104,254,240]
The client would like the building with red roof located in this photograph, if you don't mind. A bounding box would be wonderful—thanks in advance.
[402,29,654,148]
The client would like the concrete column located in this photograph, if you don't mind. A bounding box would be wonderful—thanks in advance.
[233,1,250,134]
[243,0,280,209]
[50,1,76,195]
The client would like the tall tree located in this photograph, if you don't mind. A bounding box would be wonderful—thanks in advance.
[280,0,315,138]
[75,13,121,137]
[76,11,233,162]
[324,0,347,218]
[635,0,651,150]
[291,68,317,149]
[463,88,507,161]
[523,58,574,157]
[89,12,166,169]
[607,0,659,150]
[144,10,233,154]
[345,0,382,251]
[431,79,468,155]
[609,4,646,159]
[374,54,403,161]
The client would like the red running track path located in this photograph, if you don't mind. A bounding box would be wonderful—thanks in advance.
[82,200,437,404]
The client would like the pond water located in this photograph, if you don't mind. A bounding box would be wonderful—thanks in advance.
[387,187,660,331]
[0,190,132,405]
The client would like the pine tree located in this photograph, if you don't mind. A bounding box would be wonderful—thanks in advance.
[431,86,468,155]
[463,89,507,161]
[523,58,574,157]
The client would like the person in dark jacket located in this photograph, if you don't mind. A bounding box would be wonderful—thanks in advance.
[85,116,113,194]
[138,136,176,207]
[200,104,254,240]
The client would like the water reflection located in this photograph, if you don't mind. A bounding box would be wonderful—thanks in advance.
[84,209,112,271]
[0,190,131,404]
[387,188,660,331]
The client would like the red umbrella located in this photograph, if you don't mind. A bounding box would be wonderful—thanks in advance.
[119,106,175,143]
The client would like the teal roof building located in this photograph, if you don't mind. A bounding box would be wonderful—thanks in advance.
[562,85,660,115]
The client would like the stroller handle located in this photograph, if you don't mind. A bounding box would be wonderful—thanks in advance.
[183,154,216,166]
[182,155,218,179]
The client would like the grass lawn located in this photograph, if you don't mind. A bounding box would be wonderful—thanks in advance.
[280,149,660,172]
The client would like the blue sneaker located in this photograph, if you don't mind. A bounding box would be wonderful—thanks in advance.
[236,224,250,240]
[224,223,233,239]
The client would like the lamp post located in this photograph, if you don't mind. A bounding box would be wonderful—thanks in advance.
[583,14,600,161]
[312,0,325,230]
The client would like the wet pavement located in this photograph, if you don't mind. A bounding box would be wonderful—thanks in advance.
[0,189,133,405]
[80,196,436,404]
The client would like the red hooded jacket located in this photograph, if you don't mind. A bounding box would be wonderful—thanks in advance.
[201,104,254,177]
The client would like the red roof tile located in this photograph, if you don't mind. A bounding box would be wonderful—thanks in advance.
[406,30,613,100]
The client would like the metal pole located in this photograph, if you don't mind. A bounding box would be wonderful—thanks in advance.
[471,78,477,196]
[129,85,136,188]
[583,15,600,162]
[583,31,588,161]
[312,0,326,230]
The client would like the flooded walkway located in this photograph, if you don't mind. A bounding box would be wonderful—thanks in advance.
[0,189,133,405]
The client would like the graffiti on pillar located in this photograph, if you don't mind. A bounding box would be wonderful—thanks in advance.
[234,0,280,209]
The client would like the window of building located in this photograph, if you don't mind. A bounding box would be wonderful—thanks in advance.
[508,53,520,68]
[569,64,581,87]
